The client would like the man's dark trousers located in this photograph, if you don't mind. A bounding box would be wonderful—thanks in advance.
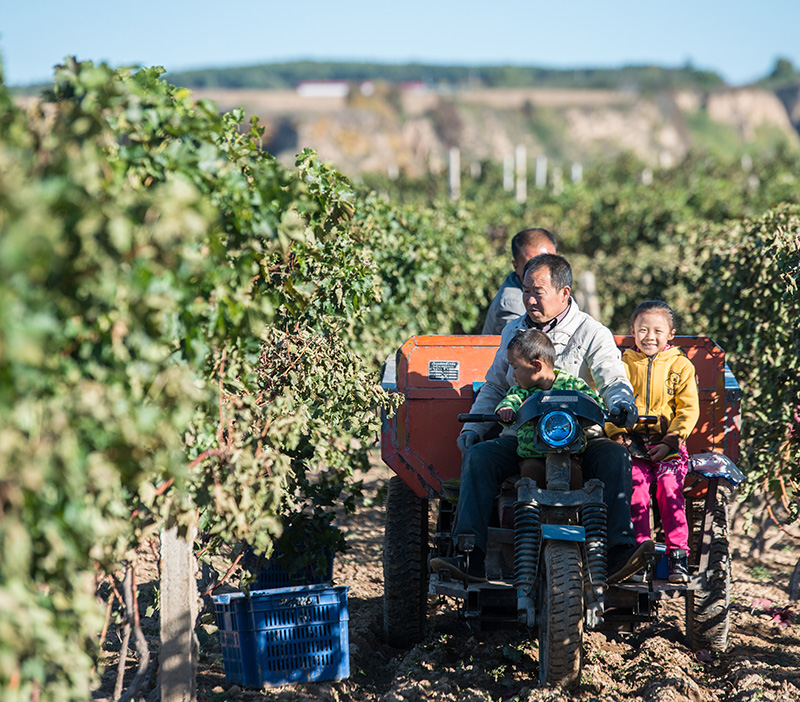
[454,435,635,555]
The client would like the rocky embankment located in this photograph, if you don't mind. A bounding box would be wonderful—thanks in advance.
[192,84,800,177]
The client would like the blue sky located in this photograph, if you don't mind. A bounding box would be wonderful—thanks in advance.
[2,0,799,87]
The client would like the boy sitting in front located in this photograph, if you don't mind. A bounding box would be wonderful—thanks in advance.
[496,328,604,489]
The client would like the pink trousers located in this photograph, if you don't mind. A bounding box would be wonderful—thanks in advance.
[630,444,690,552]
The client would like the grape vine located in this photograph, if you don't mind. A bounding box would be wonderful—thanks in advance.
[1,58,798,698]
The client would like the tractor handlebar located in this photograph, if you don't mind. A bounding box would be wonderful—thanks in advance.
[457,413,501,423]
[457,412,660,425]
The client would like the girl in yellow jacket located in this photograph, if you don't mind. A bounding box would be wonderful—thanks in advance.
[607,301,700,583]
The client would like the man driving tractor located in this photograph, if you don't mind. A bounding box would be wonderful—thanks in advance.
[431,253,651,584]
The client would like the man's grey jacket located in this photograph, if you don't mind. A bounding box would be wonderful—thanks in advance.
[481,271,524,335]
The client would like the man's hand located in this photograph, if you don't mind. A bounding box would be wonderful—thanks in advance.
[497,408,515,424]
[610,432,629,446]
[608,399,639,428]
[457,430,480,456]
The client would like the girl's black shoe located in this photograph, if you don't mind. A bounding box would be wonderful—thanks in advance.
[668,548,689,583]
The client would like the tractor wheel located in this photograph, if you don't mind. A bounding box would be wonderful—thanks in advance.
[686,489,731,652]
[538,541,584,688]
[382,476,429,647]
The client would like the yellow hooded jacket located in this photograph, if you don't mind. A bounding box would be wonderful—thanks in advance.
[606,345,700,452]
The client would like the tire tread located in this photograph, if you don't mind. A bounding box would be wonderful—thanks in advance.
[539,542,584,688]
[686,490,730,652]
[383,476,429,648]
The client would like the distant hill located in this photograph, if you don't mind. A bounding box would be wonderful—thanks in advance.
[164,60,725,93]
[188,79,799,179]
[11,59,799,179]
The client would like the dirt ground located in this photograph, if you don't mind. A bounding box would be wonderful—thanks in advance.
[96,459,800,702]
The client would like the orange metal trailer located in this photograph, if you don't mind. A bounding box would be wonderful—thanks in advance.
[382,335,741,498]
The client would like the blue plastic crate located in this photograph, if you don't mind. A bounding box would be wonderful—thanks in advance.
[213,595,261,687]
[213,584,350,688]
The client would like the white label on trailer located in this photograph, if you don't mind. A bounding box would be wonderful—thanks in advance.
[428,360,460,382]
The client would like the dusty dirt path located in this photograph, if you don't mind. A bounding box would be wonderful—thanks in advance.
[187,459,800,702]
[97,459,800,701]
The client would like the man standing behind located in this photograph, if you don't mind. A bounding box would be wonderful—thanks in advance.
[481,228,557,335]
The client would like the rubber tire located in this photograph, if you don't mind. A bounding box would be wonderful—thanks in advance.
[538,541,584,689]
[685,489,731,652]
[382,476,429,648]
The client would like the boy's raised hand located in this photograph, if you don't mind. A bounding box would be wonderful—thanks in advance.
[498,407,515,423]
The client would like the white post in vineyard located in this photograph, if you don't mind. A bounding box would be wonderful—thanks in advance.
[535,155,548,189]
[578,271,601,321]
[449,147,461,201]
[160,525,199,702]
[515,144,527,204]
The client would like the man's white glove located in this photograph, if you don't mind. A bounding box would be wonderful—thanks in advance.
[457,430,480,456]
[608,399,639,428]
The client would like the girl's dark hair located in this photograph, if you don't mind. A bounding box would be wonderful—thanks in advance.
[507,328,556,368]
[630,300,677,330]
